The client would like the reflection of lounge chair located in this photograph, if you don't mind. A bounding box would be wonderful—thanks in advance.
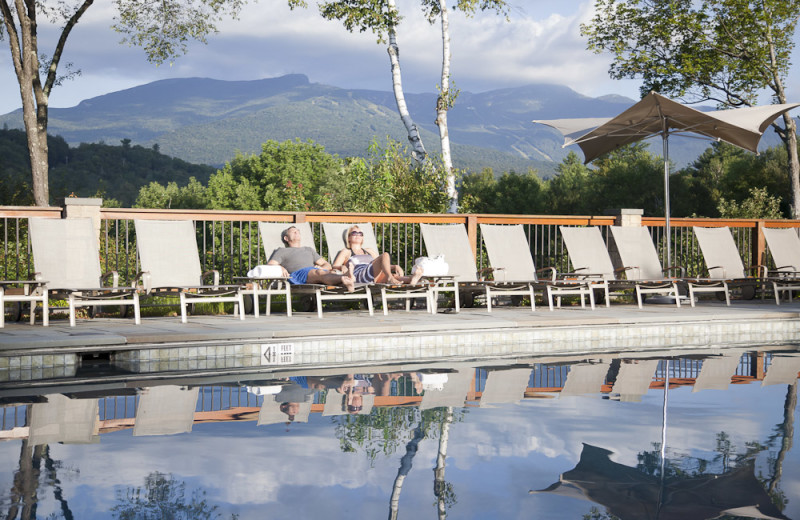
[322,222,431,314]
[560,361,611,397]
[322,389,374,415]
[762,353,800,386]
[762,227,800,304]
[690,226,764,306]
[608,226,683,308]
[479,368,531,406]
[134,219,245,323]
[419,366,474,410]
[28,217,140,327]
[133,385,199,436]
[479,224,564,312]
[610,359,659,401]
[258,222,373,317]
[693,352,743,392]
[28,394,98,446]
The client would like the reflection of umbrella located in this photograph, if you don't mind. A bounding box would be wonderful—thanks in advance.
[531,443,789,520]
[535,92,798,260]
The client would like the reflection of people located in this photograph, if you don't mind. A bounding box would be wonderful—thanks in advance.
[268,226,355,291]
[372,372,423,396]
[332,225,424,285]
[279,402,301,421]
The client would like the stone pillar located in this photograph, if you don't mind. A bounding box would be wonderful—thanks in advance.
[63,197,103,244]
[605,209,643,270]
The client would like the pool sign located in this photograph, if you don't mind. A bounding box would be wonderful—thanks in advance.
[261,343,295,365]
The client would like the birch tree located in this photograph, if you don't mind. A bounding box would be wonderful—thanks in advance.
[1,0,246,206]
[293,0,508,212]
[581,0,800,217]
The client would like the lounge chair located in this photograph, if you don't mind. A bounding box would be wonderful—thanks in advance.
[691,226,766,306]
[610,359,659,402]
[322,221,431,314]
[560,361,611,397]
[557,226,619,308]
[479,368,531,406]
[26,217,140,327]
[28,394,98,446]
[418,223,490,312]
[607,226,684,308]
[481,223,600,311]
[419,364,474,410]
[0,279,48,328]
[761,227,800,304]
[134,219,244,323]
[693,351,744,392]
[258,222,373,317]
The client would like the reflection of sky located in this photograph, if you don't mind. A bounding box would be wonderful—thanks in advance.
[1,379,798,519]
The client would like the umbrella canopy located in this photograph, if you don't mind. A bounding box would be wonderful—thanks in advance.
[534,92,799,261]
[535,92,799,164]
[532,443,788,520]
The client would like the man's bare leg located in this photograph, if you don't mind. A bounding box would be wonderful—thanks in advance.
[307,269,355,292]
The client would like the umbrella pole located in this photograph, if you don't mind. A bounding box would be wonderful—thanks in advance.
[663,133,671,265]
[658,358,670,518]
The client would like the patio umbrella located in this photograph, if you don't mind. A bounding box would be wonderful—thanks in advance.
[531,443,789,520]
[534,92,799,261]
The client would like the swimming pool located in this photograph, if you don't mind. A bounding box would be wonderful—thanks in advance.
[1,346,798,519]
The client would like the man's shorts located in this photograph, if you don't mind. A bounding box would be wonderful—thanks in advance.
[289,266,320,285]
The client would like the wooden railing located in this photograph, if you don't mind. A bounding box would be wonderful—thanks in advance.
[3,205,800,283]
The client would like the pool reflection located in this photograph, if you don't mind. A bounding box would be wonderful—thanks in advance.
[1,346,798,519]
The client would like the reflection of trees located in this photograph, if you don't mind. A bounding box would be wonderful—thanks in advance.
[111,471,236,520]
[333,405,464,519]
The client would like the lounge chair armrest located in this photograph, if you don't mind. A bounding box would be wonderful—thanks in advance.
[202,269,220,287]
[537,267,557,281]
[705,265,726,278]
[478,267,499,281]
[34,271,45,282]
[615,266,635,279]
[769,268,800,278]
[100,270,120,287]
[662,265,686,277]
[138,271,153,293]
[745,264,768,278]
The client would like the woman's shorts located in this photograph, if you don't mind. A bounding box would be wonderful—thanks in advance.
[352,263,375,284]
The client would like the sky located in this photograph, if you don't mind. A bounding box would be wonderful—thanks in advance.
[3,1,800,116]
[0,0,649,115]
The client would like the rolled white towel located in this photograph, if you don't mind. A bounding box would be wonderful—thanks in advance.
[418,372,449,390]
[245,385,283,396]
[247,265,285,278]
[412,255,449,276]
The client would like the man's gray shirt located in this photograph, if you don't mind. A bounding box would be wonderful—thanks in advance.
[269,247,322,274]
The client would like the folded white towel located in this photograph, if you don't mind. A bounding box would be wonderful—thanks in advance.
[247,265,285,278]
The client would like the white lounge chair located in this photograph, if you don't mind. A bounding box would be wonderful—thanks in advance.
[557,226,616,308]
[0,279,48,328]
[134,219,245,323]
[608,226,683,308]
[27,217,140,327]
[691,226,765,306]
[762,227,800,304]
[322,221,431,314]
[28,394,98,446]
[133,385,199,436]
[258,222,373,317]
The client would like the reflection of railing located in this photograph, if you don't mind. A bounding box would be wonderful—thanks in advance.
[3,206,800,283]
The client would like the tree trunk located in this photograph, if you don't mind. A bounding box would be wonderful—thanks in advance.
[436,0,457,213]
[388,421,425,520]
[386,0,427,165]
[782,116,800,218]
[768,382,796,495]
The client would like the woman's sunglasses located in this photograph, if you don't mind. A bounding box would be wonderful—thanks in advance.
[349,231,364,236]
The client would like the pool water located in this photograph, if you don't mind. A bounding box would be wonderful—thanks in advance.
[1,347,799,519]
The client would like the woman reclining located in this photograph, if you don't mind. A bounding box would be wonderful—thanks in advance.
[332,225,424,285]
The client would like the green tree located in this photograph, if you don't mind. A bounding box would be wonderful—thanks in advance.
[207,139,342,211]
[544,152,593,215]
[717,186,783,219]
[589,143,664,215]
[135,177,209,209]
[1,0,248,206]
[582,0,800,217]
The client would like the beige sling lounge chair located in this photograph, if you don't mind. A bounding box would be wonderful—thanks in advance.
[134,219,245,323]
[258,222,373,317]
[322,221,431,314]
[762,227,800,304]
[608,226,684,308]
[26,217,140,327]
[557,226,618,309]
[691,226,766,306]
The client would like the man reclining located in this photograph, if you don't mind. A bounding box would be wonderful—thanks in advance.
[267,226,355,292]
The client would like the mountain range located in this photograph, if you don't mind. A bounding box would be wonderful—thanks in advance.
[0,74,766,175]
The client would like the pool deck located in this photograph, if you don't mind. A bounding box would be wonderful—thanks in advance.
[3,300,800,355]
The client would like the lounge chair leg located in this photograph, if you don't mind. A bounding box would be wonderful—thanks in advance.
[316,290,323,318]
[547,287,554,312]
[673,283,681,308]
[723,283,731,306]
[133,293,141,325]
[636,287,643,309]
[604,284,610,308]
[486,287,492,313]
[68,295,77,327]
[453,285,460,313]
[237,294,245,320]
[285,286,293,317]
[689,286,697,308]
[0,292,4,329]
[42,291,48,327]
[180,293,188,323]
[774,282,781,305]
[588,287,595,310]
[529,285,535,311]
[366,288,374,316]
[381,287,389,316]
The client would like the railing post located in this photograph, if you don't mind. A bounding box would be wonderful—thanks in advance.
[753,220,766,269]
[294,213,307,223]
[466,215,478,261]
